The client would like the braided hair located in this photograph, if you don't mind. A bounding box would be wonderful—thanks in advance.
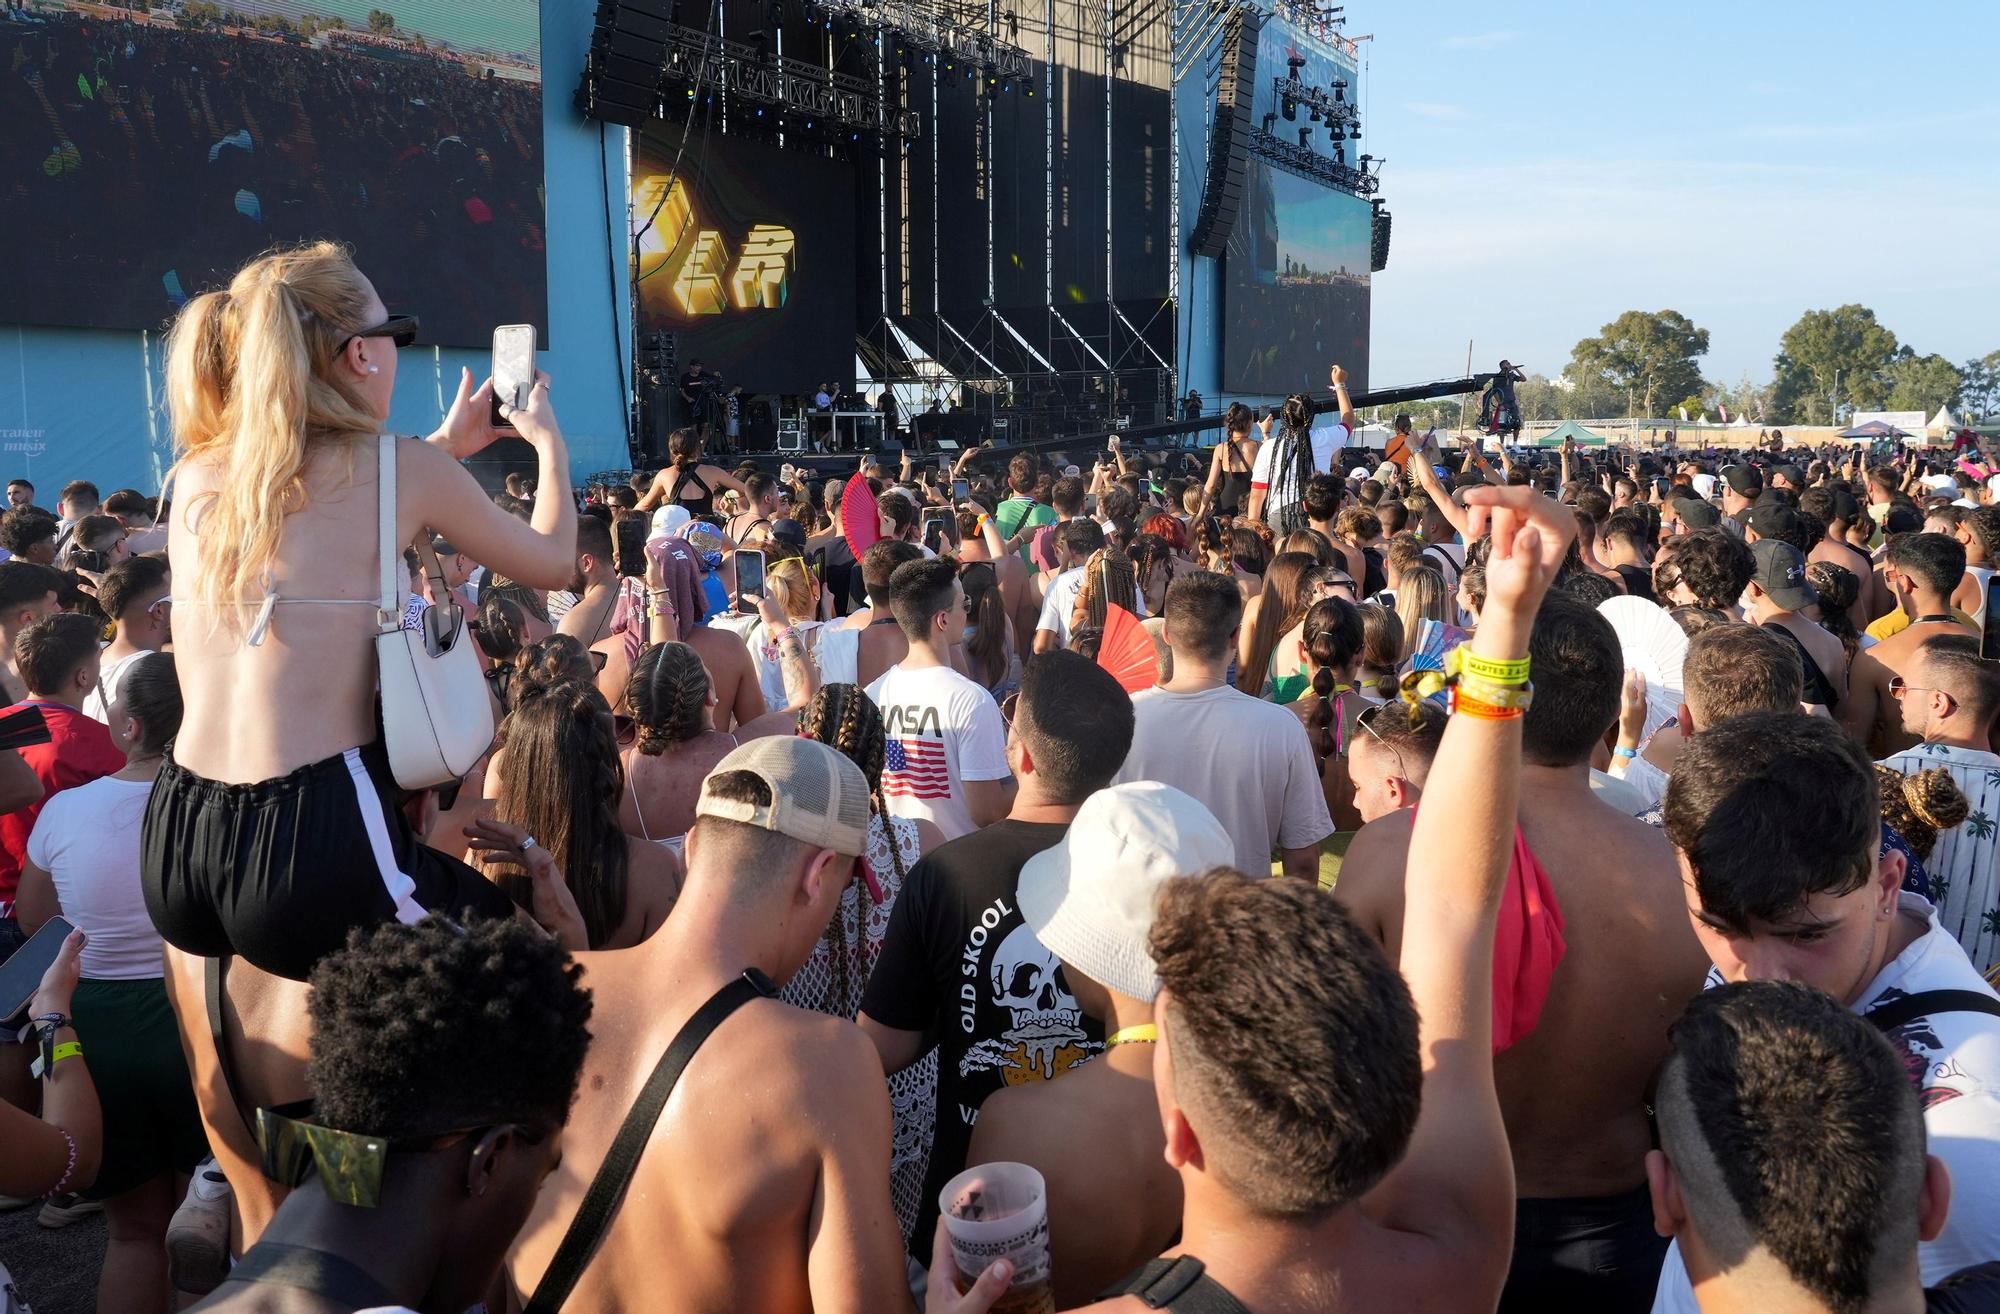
[626,642,712,754]
[1265,394,1317,535]
[1070,547,1137,636]
[1300,597,1364,764]
[796,684,905,1012]
[1876,763,1970,864]
[1193,514,1234,575]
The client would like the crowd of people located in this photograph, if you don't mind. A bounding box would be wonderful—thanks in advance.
[0,8,544,342]
[0,242,1998,1314]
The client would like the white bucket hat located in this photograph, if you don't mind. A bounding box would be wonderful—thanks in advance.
[650,504,692,540]
[1016,782,1235,1002]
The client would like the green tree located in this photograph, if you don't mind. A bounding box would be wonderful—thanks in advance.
[1884,350,1964,417]
[1769,304,1899,425]
[1960,351,2000,422]
[1709,372,1772,424]
[1555,370,1628,421]
[1565,310,1710,420]
[1512,374,1561,423]
[367,7,395,33]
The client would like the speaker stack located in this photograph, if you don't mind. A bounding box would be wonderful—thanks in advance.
[578,0,674,127]
[1187,9,1262,259]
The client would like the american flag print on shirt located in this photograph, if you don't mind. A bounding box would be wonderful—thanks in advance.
[884,737,952,800]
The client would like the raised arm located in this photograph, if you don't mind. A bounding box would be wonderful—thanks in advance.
[1407,443,1471,538]
[406,372,576,591]
[1360,485,1573,1298]
[1330,364,1357,432]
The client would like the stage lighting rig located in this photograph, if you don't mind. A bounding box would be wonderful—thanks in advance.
[1248,124,1378,198]
[1272,76,1355,130]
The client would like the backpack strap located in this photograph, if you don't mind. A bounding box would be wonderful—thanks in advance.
[523,969,778,1314]
[1111,1257,1254,1314]
[1864,989,2000,1035]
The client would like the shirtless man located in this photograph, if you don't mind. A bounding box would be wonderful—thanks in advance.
[1337,590,1711,1313]
[846,539,923,688]
[952,484,1569,1314]
[505,737,921,1314]
[555,515,619,648]
[1845,532,1979,756]
[1800,486,1890,626]
[0,561,59,704]
[963,783,1234,1308]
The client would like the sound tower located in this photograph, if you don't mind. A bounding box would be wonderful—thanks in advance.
[577,0,674,127]
[1370,199,1392,273]
[1187,9,1262,259]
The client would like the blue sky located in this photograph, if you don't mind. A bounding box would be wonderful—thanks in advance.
[1355,1,2000,391]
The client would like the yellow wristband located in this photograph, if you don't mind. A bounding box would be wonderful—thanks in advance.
[1452,675,1537,710]
[51,1041,82,1067]
[1448,647,1531,684]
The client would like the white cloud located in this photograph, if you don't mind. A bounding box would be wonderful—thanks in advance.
[1442,30,1517,50]
[1404,101,1467,120]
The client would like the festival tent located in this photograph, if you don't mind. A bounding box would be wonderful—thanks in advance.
[1837,420,1913,440]
[1534,420,1609,447]
[1930,407,1961,434]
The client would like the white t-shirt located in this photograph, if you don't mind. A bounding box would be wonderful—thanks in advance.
[25,776,160,980]
[1034,567,1149,647]
[1650,893,2000,1313]
[1114,684,1333,874]
[1250,420,1351,522]
[82,650,151,727]
[864,662,1011,841]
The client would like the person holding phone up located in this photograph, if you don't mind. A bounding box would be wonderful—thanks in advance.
[0,926,101,1201]
[142,241,580,987]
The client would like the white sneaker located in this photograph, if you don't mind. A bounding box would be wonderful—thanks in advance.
[35,1193,101,1228]
[165,1159,232,1295]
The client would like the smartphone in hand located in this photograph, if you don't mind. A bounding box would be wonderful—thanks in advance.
[491,324,537,429]
[734,548,766,614]
[0,916,75,1021]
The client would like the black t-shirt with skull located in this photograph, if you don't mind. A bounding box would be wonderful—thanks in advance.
[859,818,1104,1250]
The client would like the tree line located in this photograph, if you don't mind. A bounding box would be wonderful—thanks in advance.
[1484,306,1996,429]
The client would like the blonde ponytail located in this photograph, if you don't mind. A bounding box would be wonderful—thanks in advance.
[163,242,384,636]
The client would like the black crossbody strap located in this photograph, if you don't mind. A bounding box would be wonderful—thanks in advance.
[1865,989,2000,1035]
[223,1241,398,1308]
[204,954,261,1147]
[1113,1257,1254,1314]
[524,969,776,1314]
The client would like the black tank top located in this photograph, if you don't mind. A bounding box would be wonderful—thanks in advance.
[1760,620,1842,709]
[1214,440,1254,516]
[668,465,714,516]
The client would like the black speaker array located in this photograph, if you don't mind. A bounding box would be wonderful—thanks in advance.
[577,0,676,127]
[1370,200,1392,273]
[1186,9,1261,259]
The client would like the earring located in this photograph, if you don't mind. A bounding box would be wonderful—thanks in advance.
[368,365,380,375]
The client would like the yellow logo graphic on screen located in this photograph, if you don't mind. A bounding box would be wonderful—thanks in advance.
[634,176,795,318]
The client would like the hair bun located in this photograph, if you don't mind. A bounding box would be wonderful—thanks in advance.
[1904,767,1971,832]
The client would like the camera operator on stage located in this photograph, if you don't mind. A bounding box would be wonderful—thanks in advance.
[679,358,733,448]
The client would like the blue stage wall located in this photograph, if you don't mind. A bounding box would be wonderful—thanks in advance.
[0,0,632,495]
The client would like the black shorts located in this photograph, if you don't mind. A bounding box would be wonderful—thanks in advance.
[142,741,518,982]
[1498,1184,1666,1314]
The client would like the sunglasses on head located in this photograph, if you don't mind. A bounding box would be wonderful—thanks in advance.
[256,1102,547,1209]
[342,314,421,350]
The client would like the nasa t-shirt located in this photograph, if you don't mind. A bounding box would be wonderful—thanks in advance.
[859,819,1104,1252]
[865,662,1012,841]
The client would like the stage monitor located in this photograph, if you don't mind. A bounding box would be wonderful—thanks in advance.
[1221,158,1370,397]
[632,131,855,395]
[0,1,547,348]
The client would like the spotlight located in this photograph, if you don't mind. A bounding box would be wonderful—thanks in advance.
[1262,111,1276,133]
[1281,94,1296,121]
[1349,122,1362,139]
[1297,126,1311,148]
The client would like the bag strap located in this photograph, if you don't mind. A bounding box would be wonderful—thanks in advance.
[523,969,778,1314]
[377,437,399,617]
[1864,989,2000,1035]
[378,435,454,623]
[1113,1257,1254,1314]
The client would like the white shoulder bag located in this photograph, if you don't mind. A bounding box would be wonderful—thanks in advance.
[374,436,493,788]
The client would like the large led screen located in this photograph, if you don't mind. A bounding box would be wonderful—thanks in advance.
[632,131,857,393]
[1222,158,1370,397]
[0,0,546,347]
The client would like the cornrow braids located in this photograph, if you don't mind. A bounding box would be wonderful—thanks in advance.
[628,642,711,754]
[796,684,904,1010]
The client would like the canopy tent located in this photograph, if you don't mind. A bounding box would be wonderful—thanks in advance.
[1837,419,1912,440]
[1930,406,1961,433]
[1534,420,1610,447]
